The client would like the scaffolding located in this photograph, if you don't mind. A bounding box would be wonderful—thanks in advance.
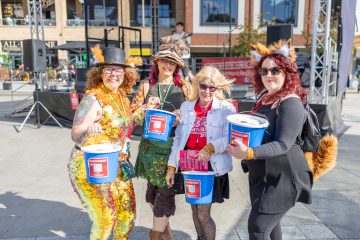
[309,0,338,104]
[151,0,159,54]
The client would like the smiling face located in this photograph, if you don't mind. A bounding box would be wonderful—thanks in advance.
[198,78,217,106]
[260,58,285,95]
[102,65,125,92]
[157,58,177,77]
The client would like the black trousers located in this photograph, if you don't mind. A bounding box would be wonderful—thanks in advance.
[248,208,288,240]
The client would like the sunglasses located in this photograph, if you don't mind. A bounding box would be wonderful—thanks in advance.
[199,83,218,92]
[104,68,124,76]
[258,67,282,76]
[159,59,176,66]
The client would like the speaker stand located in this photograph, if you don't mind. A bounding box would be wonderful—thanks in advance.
[14,76,63,133]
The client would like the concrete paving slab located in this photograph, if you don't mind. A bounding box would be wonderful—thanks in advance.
[297,224,338,239]
[281,226,307,239]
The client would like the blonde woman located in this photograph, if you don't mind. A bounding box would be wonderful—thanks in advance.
[166,66,236,240]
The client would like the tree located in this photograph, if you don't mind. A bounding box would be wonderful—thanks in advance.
[231,19,268,57]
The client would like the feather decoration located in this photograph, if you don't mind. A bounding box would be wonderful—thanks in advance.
[91,44,104,63]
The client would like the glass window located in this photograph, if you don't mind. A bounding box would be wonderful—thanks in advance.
[1,0,56,26]
[130,0,176,28]
[87,0,118,26]
[66,0,85,26]
[261,0,298,26]
[201,0,237,26]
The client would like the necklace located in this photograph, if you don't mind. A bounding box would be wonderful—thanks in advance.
[196,99,212,146]
[102,83,128,126]
[250,93,272,115]
[158,83,172,110]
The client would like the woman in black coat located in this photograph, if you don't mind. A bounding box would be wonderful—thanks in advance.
[227,40,312,240]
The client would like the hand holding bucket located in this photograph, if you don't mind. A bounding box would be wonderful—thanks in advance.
[227,139,248,160]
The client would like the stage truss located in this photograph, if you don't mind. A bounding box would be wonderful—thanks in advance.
[309,0,338,104]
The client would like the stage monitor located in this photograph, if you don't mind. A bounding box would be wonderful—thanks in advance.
[267,24,293,45]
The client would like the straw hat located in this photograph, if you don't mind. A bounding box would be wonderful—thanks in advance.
[151,41,185,68]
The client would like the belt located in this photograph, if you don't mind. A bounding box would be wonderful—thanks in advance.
[74,145,81,151]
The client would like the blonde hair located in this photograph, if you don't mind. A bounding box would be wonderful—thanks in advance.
[189,66,233,101]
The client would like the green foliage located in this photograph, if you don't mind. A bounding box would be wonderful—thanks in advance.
[231,20,267,57]
[0,53,10,66]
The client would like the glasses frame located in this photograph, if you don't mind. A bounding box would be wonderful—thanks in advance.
[258,67,282,76]
[103,67,125,76]
[198,83,218,92]
[158,58,176,66]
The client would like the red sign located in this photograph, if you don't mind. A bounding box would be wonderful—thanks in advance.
[88,157,109,177]
[201,58,254,85]
[149,116,167,134]
[70,93,79,110]
[230,130,250,147]
[179,150,208,172]
[231,100,239,113]
[185,179,201,198]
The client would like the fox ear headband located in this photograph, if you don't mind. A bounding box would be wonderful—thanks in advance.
[250,39,297,63]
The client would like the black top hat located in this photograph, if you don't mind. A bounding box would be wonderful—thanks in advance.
[95,47,131,68]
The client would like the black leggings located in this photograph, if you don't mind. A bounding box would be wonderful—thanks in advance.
[248,208,288,240]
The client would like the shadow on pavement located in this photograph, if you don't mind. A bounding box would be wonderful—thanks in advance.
[0,191,90,238]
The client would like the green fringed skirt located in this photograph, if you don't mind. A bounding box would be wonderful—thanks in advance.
[135,137,173,188]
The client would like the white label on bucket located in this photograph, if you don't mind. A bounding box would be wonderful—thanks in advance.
[149,116,167,134]
[93,164,103,173]
[154,121,161,129]
[230,130,250,147]
[89,157,109,178]
[185,179,201,198]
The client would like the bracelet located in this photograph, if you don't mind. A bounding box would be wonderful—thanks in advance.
[245,148,255,160]
[167,166,176,173]
[202,143,215,155]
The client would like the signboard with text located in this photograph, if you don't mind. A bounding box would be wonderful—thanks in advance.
[201,57,254,85]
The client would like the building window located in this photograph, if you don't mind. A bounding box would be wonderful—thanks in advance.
[201,0,237,26]
[1,0,56,26]
[261,0,298,26]
[66,0,85,26]
[86,0,118,26]
[130,0,176,28]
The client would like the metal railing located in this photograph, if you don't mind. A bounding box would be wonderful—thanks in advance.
[0,18,56,26]
[68,19,118,27]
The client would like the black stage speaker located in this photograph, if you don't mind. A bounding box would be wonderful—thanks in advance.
[75,68,88,93]
[267,24,293,45]
[23,39,47,72]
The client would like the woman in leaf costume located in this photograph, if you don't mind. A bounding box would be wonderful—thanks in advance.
[69,46,138,240]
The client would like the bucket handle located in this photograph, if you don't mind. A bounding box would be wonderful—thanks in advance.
[239,111,270,135]
[160,100,176,111]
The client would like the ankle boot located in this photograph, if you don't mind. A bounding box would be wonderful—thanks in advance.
[149,230,163,240]
[162,223,174,240]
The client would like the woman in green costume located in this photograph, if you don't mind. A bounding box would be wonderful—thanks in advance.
[131,40,191,240]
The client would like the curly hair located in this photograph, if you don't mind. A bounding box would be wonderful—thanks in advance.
[86,65,139,94]
[149,63,183,88]
[253,54,307,103]
[189,66,233,101]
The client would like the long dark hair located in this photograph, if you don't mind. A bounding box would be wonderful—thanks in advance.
[253,54,307,103]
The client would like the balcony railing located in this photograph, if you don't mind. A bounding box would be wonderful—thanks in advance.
[66,19,118,27]
[0,18,56,26]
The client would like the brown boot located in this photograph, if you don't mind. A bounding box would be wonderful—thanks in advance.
[149,230,163,240]
[162,223,174,240]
